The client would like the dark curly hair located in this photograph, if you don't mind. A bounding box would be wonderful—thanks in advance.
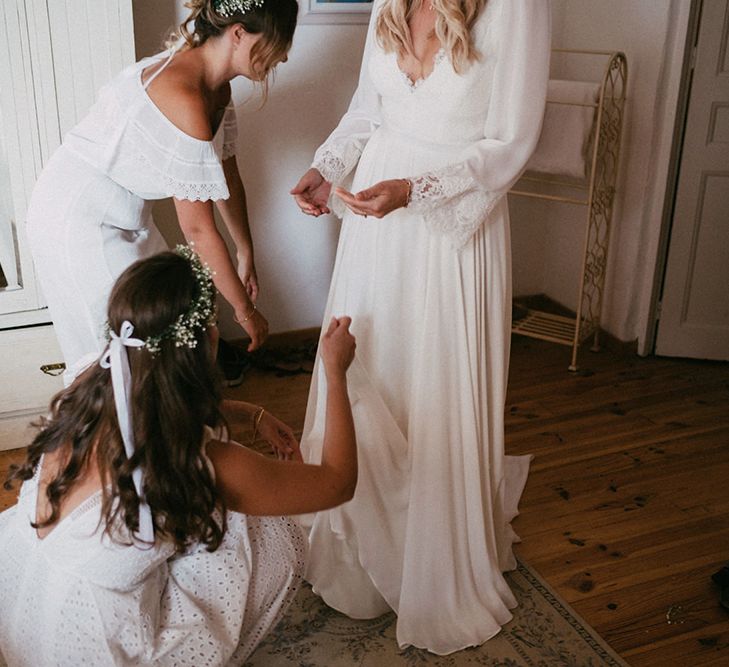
[5,252,227,553]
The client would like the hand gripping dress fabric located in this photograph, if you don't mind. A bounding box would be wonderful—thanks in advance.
[301,0,551,655]
[24,50,238,385]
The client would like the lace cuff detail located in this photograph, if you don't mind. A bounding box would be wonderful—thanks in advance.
[408,165,504,249]
[312,148,348,184]
[312,138,363,186]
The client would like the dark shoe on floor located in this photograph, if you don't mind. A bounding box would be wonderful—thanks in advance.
[712,566,729,612]
[711,567,729,588]
[217,339,251,388]
[720,587,729,613]
[512,302,530,322]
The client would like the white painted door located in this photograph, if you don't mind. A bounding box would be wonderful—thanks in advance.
[655,0,729,361]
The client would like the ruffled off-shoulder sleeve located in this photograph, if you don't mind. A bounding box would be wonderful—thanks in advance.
[407,0,551,249]
[311,0,383,186]
[125,103,231,201]
[64,67,233,203]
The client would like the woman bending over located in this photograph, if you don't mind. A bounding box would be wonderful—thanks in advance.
[26,0,298,384]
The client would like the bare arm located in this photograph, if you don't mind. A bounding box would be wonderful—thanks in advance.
[216,157,259,301]
[222,398,259,418]
[173,198,268,350]
[148,81,268,349]
[216,157,253,256]
[207,317,357,515]
[222,399,302,461]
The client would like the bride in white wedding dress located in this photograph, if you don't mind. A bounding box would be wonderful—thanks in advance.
[291,0,550,654]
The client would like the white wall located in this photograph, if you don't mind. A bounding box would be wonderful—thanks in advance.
[542,0,690,344]
[132,1,690,345]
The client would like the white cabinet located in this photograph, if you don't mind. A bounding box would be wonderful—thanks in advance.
[0,326,64,450]
[0,1,135,448]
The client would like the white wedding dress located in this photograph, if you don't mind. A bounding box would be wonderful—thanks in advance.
[300,0,551,655]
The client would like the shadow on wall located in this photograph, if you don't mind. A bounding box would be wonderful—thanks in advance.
[132,0,180,57]
[131,0,191,254]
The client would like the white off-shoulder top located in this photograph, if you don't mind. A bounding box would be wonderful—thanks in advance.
[63,50,238,203]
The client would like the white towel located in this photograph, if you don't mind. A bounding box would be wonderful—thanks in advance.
[526,79,601,180]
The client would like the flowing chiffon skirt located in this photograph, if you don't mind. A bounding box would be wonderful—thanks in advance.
[300,126,532,655]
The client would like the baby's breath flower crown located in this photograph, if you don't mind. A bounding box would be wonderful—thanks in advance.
[146,244,215,354]
[213,0,265,18]
[105,245,216,355]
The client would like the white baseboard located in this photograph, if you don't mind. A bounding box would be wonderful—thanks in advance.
[0,409,44,451]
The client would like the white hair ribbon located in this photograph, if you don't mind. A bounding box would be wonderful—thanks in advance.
[100,320,154,545]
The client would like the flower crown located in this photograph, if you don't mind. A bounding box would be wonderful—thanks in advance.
[106,245,216,355]
[213,0,265,18]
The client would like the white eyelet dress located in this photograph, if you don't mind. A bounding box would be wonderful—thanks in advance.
[25,50,238,385]
[0,432,307,667]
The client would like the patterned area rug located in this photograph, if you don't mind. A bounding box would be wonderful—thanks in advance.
[246,560,628,667]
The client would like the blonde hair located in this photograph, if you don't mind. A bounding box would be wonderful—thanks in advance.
[168,0,297,93]
[375,0,487,74]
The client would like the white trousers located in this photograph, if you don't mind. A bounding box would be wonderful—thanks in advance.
[26,148,166,384]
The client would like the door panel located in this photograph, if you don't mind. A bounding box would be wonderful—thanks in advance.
[656,0,729,360]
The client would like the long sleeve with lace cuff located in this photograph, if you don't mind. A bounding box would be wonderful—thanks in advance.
[309,0,383,204]
[407,165,505,249]
[405,0,551,250]
[312,138,364,186]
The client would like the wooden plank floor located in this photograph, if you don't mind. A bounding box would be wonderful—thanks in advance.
[2,334,728,666]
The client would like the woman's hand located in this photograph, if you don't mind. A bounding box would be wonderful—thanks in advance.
[291,168,332,217]
[237,252,259,302]
[257,411,302,462]
[236,307,269,352]
[320,316,356,380]
[335,178,410,219]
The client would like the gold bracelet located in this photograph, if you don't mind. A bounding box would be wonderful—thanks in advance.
[401,178,412,208]
[241,303,257,323]
[251,406,265,445]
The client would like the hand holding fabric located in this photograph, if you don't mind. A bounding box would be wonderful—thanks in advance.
[335,179,410,219]
[291,168,332,216]
[320,316,356,378]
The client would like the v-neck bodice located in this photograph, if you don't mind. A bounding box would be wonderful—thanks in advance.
[368,30,496,146]
[396,47,447,91]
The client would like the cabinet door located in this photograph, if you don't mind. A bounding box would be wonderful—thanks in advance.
[0,0,48,321]
[0,0,135,327]
[0,326,64,451]
[0,1,135,449]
